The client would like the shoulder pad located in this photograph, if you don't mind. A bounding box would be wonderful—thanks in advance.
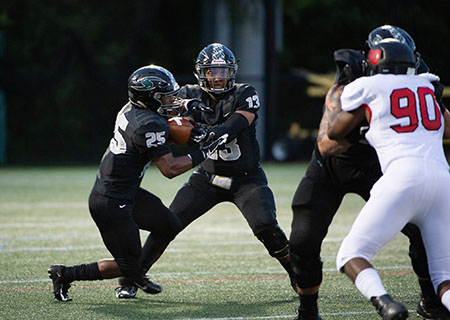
[333,49,365,85]
[235,83,257,97]
[135,110,168,132]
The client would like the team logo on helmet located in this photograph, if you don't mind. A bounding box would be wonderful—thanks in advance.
[130,76,156,91]
[211,44,226,61]
[368,49,381,66]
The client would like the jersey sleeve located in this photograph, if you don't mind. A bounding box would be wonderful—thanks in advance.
[340,79,368,112]
[235,84,260,116]
[134,118,171,160]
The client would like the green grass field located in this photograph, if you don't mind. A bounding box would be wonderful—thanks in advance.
[0,163,421,319]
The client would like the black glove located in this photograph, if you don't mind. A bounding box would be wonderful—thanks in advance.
[333,49,366,85]
[345,120,369,144]
[179,98,213,113]
[199,133,229,159]
[190,127,208,144]
[188,121,210,144]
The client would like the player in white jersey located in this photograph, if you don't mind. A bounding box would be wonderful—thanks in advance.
[328,39,450,319]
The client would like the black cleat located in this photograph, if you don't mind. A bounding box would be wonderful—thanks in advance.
[48,265,72,302]
[294,307,323,320]
[371,294,409,320]
[115,285,138,299]
[417,296,450,319]
[133,276,162,294]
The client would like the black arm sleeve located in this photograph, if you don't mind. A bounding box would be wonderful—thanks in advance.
[207,112,249,142]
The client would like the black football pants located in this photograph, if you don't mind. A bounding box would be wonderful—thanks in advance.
[290,146,429,289]
[170,166,278,234]
[89,188,181,279]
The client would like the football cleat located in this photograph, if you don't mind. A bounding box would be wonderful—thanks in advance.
[48,264,72,302]
[417,295,450,319]
[115,285,138,299]
[294,307,323,320]
[133,276,162,294]
[371,294,409,320]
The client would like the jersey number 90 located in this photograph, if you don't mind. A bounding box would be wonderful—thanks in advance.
[390,87,441,133]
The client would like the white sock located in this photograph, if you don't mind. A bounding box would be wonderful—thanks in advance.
[442,290,450,312]
[354,268,387,300]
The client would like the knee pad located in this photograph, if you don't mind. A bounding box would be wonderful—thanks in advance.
[256,224,289,260]
[290,252,323,288]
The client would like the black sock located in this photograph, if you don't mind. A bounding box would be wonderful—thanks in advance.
[299,292,319,310]
[63,262,102,282]
[418,278,437,299]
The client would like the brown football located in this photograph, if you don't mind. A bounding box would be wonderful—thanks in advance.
[168,117,194,145]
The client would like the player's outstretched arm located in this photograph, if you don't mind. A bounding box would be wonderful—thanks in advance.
[328,106,367,141]
[317,84,351,155]
[153,153,194,179]
[153,134,228,178]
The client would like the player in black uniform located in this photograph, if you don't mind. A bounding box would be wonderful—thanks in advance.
[47,65,226,302]
[289,26,450,320]
[115,43,294,298]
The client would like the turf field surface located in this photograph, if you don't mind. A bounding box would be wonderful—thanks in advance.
[0,164,420,319]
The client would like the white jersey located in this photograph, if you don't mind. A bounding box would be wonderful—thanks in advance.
[341,73,448,173]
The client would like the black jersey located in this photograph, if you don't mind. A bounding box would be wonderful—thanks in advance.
[92,102,172,200]
[179,84,261,176]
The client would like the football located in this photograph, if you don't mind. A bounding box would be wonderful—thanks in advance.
[168,117,194,145]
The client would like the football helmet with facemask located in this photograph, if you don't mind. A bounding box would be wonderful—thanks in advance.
[127,65,182,116]
[367,25,416,51]
[194,43,238,94]
[366,39,416,76]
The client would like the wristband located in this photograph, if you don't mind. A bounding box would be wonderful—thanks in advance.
[188,150,206,167]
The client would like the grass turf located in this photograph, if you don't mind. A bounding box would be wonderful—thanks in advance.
[0,163,420,319]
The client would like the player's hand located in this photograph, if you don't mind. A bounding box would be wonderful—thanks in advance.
[200,134,228,159]
[189,127,208,144]
[333,49,365,85]
[345,122,369,145]
[178,98,213,113]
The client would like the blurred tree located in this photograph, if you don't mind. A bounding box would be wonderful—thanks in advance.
[1,0,449,163]
[1,0,202,163]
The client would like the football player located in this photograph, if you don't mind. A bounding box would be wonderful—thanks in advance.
[48,65,227,302]
[328,39,450,319]
[115,43,295,298]
[289,25,450,320]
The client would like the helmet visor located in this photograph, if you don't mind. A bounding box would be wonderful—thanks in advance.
[199,66,235,92]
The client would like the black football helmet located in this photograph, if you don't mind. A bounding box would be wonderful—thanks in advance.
[366,39,416,76]
[127,65,181,115]
[367,25,415,51]
[194,43,238,94]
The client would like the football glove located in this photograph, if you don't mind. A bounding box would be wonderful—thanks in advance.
[345,120,369,145]
[200,134,229,159]
[177,98,213,113]
[333,49,366,85]
[189,122,210,144]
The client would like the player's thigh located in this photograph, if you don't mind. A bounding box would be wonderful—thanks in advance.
[133,188,181,235]
[233,170,278,234]
[169,171,218,228]
[290,176,344,256]
[89,192,141,259]
[337,175,414,265]
[420,178,450,288]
